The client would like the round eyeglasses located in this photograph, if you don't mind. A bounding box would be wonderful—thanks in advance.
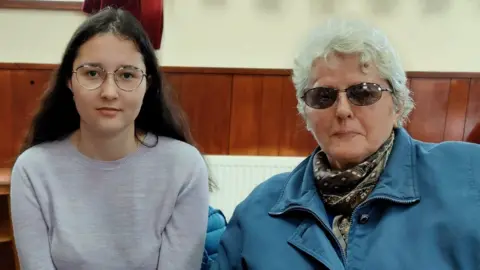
[72,65,147,92]
[301,82,392,109]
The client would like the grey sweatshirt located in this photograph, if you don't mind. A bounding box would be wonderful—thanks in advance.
[10,134,210,270]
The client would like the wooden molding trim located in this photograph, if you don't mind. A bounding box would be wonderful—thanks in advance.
[1,62,480,78]
[0,0,82,11]
[406,71,480,79]
[163,66,292,76]
[0,63,292,75]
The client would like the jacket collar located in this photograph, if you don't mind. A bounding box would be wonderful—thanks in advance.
[370,128,420,202]
[269,128,420,220]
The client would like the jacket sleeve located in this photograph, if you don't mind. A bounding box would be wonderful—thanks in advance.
[210,205,245,270]
[10,163,56,270]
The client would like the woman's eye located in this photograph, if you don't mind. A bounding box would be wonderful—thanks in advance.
[87,71,98,77]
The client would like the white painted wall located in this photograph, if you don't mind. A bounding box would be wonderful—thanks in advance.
[0,0,478,71]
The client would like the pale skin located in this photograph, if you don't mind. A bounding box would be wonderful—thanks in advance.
[304,53,401,170]
[68,33,147,161]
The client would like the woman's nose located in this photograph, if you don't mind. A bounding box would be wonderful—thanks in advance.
[335,92,353,119]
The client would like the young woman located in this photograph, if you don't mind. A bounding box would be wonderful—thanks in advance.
[10,8,210,270]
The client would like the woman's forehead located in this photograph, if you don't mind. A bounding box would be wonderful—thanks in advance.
[75,34,145,70]
[310,57,382,87]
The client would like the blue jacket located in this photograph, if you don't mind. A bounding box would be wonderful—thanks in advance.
[213,128,480,270]
[201,206,227,270]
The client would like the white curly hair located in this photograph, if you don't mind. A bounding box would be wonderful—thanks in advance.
[292,19,414,127]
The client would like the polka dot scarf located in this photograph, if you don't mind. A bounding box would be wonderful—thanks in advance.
[313,131,395,242]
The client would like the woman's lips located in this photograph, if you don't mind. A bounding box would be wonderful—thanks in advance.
[97,108,121,117]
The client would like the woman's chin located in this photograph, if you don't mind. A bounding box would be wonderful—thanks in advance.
[326,146,370,169]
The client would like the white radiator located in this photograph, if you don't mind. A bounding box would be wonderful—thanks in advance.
[205,155,306,220]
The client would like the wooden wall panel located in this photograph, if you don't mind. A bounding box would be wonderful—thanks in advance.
[443,79,470,141]
[163,73,183,95]
[229,75,264,155]
[464,79,480,140]
[407,78,451,143]
[257,76,290,155]
[256,76,285,156]
[229,75,316,156]
[10,70,52,156]
[0,71,13,168]
[1,63,480,163]
[277,77,317,156]
[174,74,233,155]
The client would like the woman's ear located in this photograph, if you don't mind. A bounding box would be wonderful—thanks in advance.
[393,108,403,128]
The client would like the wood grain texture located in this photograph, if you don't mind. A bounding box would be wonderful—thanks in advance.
[257,76,285,155]
[10,70,52,157]
[229,75,264,155]
[277,77,316,156]
[464,79,480,140]
[0,71,13,168]
[175,74,233,154]
[443,79,470,141]
[407,78,451,142]
[3,63,480,78]
[1,63,480,162]
[228,75,315,156]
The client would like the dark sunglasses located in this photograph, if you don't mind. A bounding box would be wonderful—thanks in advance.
[301,82,392,109]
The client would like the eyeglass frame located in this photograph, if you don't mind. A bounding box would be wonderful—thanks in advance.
[300,82,393,109]
[71,64,148,92]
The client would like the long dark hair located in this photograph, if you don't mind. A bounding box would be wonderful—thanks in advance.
[19,7,217,190]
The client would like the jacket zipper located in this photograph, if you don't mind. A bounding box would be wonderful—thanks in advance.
[283,197,419,267]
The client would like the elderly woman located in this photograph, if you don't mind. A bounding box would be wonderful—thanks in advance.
[213,20,480,270]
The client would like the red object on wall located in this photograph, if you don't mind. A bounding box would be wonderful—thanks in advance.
[81,0,164,50]
[140,0,163,50]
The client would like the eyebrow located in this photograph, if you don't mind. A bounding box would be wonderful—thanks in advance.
[76,63,143,70]
[77,62,102,68]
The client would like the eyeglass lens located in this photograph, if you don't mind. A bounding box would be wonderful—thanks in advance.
[302,82,385,109]
[75,66,144,91]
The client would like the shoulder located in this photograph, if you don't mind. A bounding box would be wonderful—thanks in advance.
[413,139,480,163]
[10,140,69,189]
[412,139,480,189]
[145,135,206,170]
[231,172,291,219]
[145,135,209,192]
[13,140,67,173]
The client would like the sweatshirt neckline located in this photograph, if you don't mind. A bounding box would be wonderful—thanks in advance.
[63,133,156,170]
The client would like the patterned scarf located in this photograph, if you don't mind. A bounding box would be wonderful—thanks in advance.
[313,131,395,243]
